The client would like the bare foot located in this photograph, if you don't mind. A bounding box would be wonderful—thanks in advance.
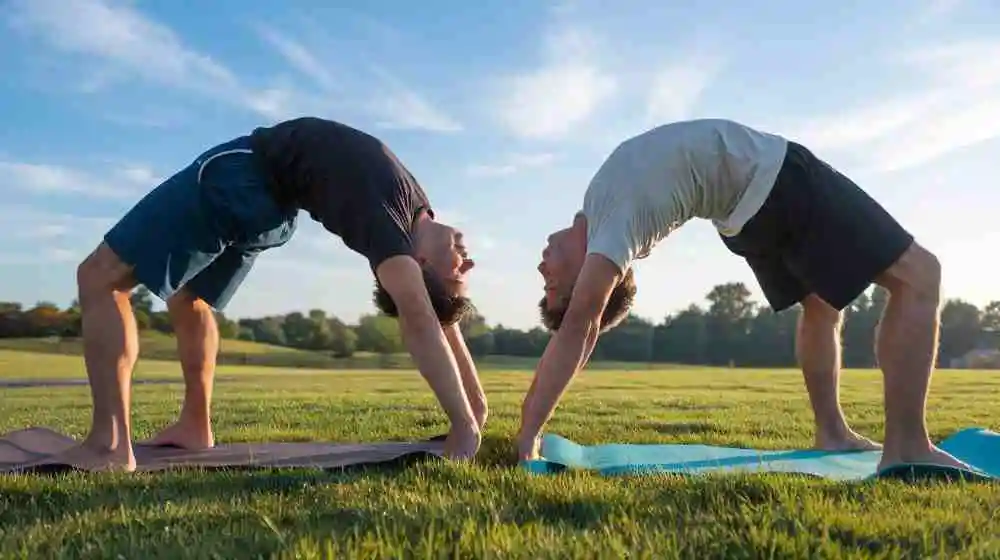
[143,420,214,450]
[815,430,883,452]
[444,424,482,461]
[878,443,972,473]
[46,440,136,473]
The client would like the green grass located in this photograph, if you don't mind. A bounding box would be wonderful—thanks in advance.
[1,349,999,558]
[0,335,674,371]
[0,333,387,370]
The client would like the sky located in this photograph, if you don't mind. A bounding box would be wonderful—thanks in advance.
[1,0,999,329]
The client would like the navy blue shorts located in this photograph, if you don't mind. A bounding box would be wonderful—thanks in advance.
[103,136,298,310]
[721,141,914,312]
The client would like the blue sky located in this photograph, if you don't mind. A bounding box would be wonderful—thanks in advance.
[2,0,998,329]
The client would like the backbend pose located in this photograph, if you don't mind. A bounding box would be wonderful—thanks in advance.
[63,117,487,472]
[520,118,970,473]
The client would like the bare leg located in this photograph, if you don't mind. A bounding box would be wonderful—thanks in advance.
[50,244,139,472]
[144,289,218,449]
[797,295,881,451]
[874,242,969,471]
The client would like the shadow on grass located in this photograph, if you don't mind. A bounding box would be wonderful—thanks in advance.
[8,490,625,558]
[4,449,995,558]
[2,468,633,559]
[0,457,438,527]
[0,433,517,519]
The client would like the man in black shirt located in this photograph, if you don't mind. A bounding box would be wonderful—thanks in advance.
[59,117,487,472]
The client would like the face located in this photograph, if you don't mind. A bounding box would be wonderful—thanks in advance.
[417,221,475,296]
[537,226,585,311]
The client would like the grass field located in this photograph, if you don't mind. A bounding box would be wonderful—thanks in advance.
[1,349,1000,558]
[0,335,669,372]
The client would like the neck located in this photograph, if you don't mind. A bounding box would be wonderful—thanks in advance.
[411,211,433,255]
[571,213,588,241]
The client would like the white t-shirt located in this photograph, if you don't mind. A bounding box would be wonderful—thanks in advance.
[582,118,788,272]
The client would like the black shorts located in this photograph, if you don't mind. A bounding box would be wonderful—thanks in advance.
[721,141,913,312]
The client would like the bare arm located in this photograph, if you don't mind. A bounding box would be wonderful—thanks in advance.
[517,254,621,458]
[444,323,488,429]
[376,256,478,433]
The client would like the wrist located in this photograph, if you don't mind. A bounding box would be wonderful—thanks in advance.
[517,428,540,446]
[472,405,488,428]
[451,417,482,435]
[517,432,541,460]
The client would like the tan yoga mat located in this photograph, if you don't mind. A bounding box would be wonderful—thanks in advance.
[0,427,446,473]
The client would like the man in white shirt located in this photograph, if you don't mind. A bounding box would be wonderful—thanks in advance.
[520,118,969,474]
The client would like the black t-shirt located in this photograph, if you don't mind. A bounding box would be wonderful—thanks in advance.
[249,117,433,270]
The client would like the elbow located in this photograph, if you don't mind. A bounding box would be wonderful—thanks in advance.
[562,311,601,339]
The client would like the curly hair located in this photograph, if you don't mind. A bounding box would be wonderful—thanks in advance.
[538,267,636,333]
[373,267,472,326]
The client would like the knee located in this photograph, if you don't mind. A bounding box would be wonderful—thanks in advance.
[76,245,132,305]
[76,252,100,293]
[881,243,942,306]
[910,247,942,302]
[167,290,215,326]
[801,294,842,329]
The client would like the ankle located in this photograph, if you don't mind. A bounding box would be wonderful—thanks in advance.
[814,415,851,439]
[82,433,132,453]
[884,425,932,449]
[177,408,212,428]
[451,421,482,439]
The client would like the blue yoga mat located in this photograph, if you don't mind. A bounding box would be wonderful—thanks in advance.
[522,427,1000,481]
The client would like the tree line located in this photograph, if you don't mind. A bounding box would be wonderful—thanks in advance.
[1,282,998,368]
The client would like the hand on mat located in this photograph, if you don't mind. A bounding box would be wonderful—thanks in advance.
[516,433,541,461]
[443,424,481,461]
[471,400,489,431]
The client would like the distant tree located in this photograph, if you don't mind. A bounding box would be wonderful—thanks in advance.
[214,312,240,339]
[3,279,1000,371]
[939,299,982,365]
[355,314,403,354]
[327,317,358,358]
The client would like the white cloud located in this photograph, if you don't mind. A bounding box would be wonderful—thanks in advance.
[0,204,114,232]
[0,160,151,199]
[18,224,71,240]
[0,205,114,265]
[912,0,964,24]
[644,55,724,123]
[429,207,500,257]
[241,86,316,121]
[43,248,80,262]
[8,0,237,94]
[491,26,617,140]
[783,39,1000,173]
[7,0,460,135]
[489,15,725,144]
[254,26,462,133]
[113,165,164,188]
[465,152,556,177]
[101,107,190,129]
[0,252,78,266]
[5,0,302,120]
[255,25,340,93]
[368,85,464,133]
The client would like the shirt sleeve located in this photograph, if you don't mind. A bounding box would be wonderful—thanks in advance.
[585,207,640,272]
[580,151,644,273]
[360,205,416,271]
